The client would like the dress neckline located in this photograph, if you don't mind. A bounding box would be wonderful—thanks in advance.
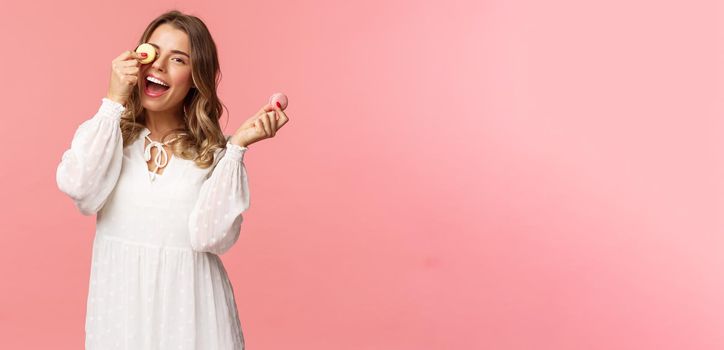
[141,127,179,182]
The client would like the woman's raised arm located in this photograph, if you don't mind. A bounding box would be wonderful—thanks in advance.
[188,141,250,255]
[55,97,125,216]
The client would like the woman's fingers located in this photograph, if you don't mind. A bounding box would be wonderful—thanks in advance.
[254,119,266,138]
[118,50,145,63]
[122,66,140,75]
[129,51,146,62]
[259,112,273,136]
[120,58,142,67]
[255,103,275,117]
[268,109,278,135]
[115,50,134,62]
[246,102,288,142]
[274,106,289,129]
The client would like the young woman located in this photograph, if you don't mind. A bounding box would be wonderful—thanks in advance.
[56,10,288,350]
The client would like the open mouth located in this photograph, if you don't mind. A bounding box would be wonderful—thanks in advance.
[144,76,171,97]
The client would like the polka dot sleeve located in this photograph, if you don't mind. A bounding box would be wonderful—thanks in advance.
[56,97,125,216]
[188,141,250,255]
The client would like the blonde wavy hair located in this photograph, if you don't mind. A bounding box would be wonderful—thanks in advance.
[120,10,229,169]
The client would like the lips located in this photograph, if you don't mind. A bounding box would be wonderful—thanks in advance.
[144,79,170,98]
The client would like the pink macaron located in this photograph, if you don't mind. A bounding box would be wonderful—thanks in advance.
[269,93,288,110]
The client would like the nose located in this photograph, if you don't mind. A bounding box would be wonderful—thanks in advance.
[151,55,165,72]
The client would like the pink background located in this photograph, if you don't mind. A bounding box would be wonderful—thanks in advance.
[1,0,722,349]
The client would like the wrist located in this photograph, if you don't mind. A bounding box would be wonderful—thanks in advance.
[228,135,249,148]
[106,93,126,106]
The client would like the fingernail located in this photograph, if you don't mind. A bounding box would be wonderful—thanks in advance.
[276,101,281,108]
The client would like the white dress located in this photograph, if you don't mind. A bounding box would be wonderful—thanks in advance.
[56,97,250,350]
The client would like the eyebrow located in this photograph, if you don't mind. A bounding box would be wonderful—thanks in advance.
[148,43,190,58]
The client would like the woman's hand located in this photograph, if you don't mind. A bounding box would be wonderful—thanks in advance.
[106,50,146,106]
[229,103,290,147]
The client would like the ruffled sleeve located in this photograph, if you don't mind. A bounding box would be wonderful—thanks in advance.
[188,140,250,255]
[56,97,125,216]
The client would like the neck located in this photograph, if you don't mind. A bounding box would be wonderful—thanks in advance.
[144,106,185,138]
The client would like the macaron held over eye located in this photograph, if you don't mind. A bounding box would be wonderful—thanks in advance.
[135,43,157,64]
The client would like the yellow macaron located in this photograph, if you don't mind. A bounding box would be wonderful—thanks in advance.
[135,43,157,64]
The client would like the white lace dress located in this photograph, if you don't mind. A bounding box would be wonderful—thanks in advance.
[56,97,250,349]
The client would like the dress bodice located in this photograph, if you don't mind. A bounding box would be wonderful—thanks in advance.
[57,98,250,256]
[96,128,214,249]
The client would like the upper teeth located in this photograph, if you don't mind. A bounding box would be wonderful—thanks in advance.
[146,76,169,87]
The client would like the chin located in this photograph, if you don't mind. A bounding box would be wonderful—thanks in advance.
[141,94,176,111]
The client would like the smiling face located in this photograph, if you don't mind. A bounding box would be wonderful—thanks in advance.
[139,23,194,114]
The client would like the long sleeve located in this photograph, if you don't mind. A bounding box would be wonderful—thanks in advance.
[188,141,250,255]
[56,97,125,216]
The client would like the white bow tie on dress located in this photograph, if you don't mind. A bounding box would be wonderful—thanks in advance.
[144,135,179,182]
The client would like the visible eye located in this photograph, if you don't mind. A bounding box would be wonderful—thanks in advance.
[173,57,186,64]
